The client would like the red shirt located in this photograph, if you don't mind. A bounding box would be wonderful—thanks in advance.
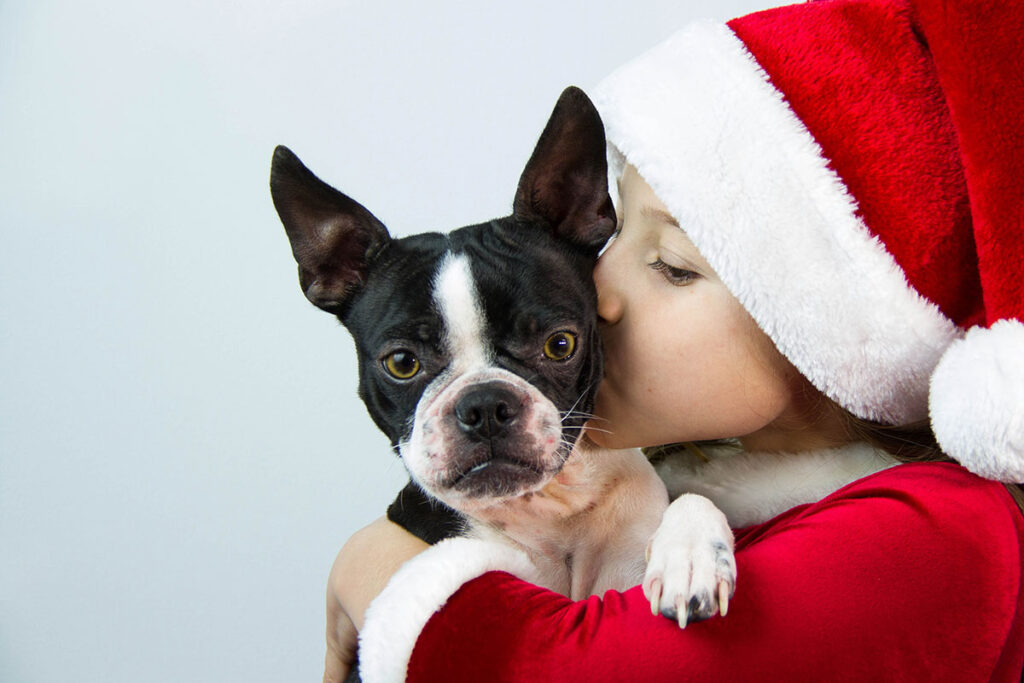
[388,463,1024,681]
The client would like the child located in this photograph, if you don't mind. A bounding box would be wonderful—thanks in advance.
[327,0,1024,680]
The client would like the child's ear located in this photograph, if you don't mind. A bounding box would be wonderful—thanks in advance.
[269,146,390,316]
[513,86,617,255]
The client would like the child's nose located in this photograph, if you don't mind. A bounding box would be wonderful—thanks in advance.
[594,254,624,325]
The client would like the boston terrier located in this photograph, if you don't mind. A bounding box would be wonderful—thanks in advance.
[270,88,734,620]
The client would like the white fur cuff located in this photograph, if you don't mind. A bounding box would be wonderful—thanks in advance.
[358,537,542,683]
[930,319,1024,482]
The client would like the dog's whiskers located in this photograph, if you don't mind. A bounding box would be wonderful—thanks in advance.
[561,411,610,425]
[560,423,611,435]
[568,425,613,436]
[560,408,604,422]
[564,388,590,417]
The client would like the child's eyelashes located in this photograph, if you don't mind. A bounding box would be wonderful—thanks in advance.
[649,258,699,285]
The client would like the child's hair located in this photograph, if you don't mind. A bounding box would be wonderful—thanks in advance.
[812,382,1024,510]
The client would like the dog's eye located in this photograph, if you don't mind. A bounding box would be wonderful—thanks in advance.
[543,332,577,361]
[383,351,421,379]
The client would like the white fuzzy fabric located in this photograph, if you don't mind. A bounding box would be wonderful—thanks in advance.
[591,22,960,425]
[358,537,542,683]
[653,442,897,528]
[930,319,1024,482]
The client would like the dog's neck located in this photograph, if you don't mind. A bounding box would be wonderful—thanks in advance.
[654,441,898,528]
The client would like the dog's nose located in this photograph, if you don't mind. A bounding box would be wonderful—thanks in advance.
[454,384,521,440]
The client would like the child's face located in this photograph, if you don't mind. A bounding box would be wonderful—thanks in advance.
[589,165,810,451]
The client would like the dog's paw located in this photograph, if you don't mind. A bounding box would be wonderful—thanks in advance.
[642,493,735,628]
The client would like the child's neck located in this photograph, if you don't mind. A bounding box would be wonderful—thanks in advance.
[738,394,852,454]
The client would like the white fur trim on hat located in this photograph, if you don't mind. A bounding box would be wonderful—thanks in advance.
[592,21,960,424]
[930,319,1024,482]
[358,537,541,683]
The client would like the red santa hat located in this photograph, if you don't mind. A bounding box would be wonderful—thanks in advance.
[591,0,1024,482]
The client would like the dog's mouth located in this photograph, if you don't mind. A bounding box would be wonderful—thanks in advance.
[442,447,552,499]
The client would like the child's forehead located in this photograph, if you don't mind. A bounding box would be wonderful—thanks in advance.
[618,166,698,238]
[618,164,671,216]
[640,205,680,228]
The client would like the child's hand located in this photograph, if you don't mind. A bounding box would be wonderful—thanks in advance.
[323,517,429,682]
[323,592,356,683]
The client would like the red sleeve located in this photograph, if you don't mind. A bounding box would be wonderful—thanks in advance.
[403,463,1024,682]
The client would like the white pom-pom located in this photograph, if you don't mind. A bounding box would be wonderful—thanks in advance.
[929,320,1024,482]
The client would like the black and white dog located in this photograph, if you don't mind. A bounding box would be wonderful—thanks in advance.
[270,88,734,619]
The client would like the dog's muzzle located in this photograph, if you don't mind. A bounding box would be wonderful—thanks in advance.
[402,369,565,504]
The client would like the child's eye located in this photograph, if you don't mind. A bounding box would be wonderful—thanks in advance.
[649,258,699,285]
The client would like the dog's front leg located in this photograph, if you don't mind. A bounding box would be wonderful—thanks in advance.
[642,494,736,627]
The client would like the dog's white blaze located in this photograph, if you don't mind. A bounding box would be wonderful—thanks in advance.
[433,252,489,371]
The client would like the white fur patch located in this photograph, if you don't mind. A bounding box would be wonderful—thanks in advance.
[432,252,489,372]
[654,442,897,528]
[592,22,960,424]
[930,319,1024,482]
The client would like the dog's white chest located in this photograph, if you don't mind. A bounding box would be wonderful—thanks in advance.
[468,447,668,599]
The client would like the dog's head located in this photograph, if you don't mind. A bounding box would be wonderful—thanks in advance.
[270,87,615,511]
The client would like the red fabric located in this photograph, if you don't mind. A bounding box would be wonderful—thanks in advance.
[728,0,982,329]
[406,464,1024,681]
[909,0,1024,326]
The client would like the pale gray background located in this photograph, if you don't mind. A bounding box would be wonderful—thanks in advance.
[1,1,767,680]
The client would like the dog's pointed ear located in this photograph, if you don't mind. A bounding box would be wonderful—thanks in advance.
[270,146,390,316]
[513,87,616,254]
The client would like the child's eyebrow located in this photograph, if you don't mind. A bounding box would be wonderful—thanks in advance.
[641,205,681,228]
